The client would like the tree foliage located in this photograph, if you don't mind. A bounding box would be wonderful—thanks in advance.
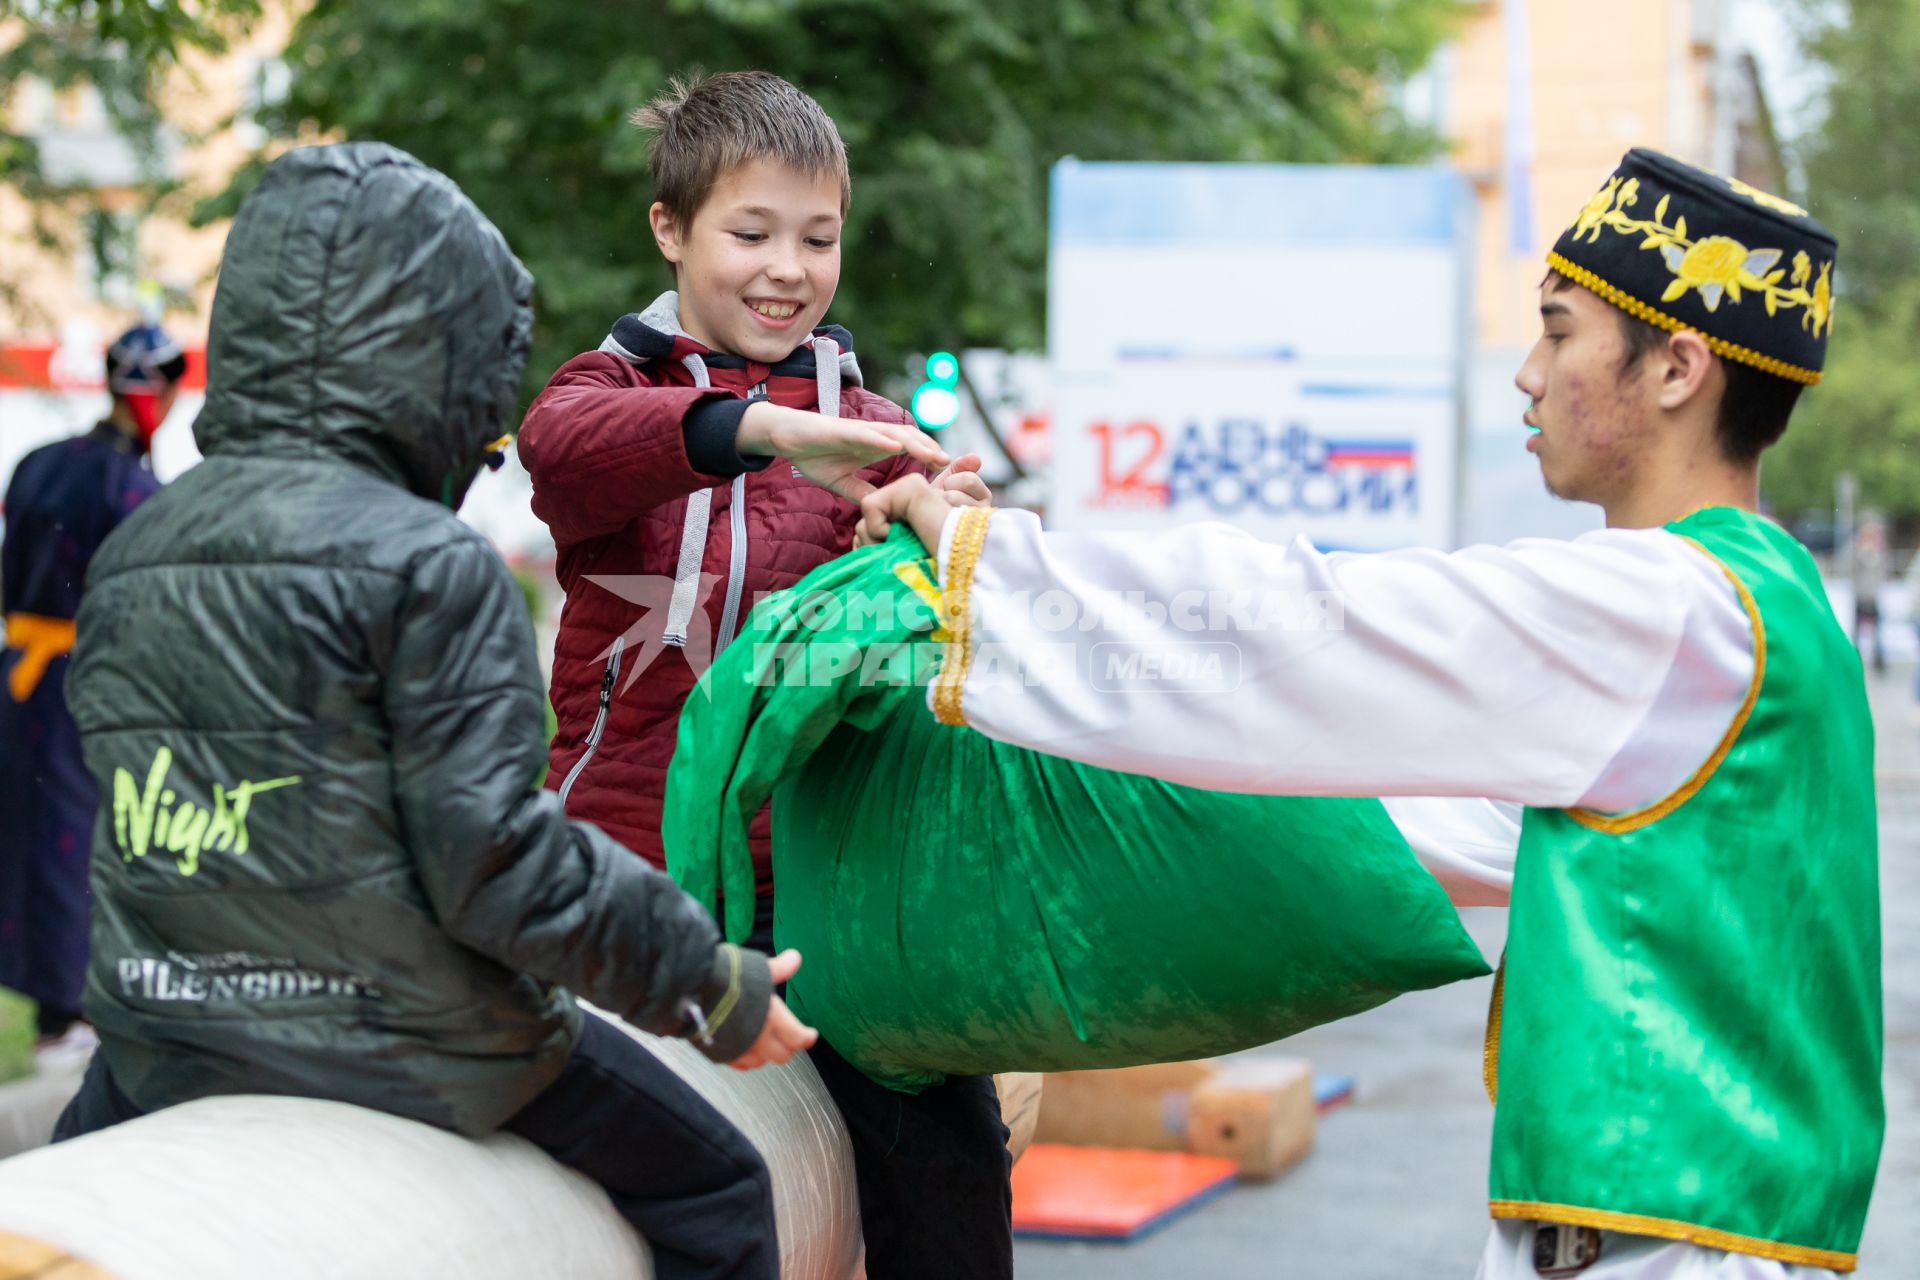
[218,0,1459,391]
[3,0,261,67]
[0,0,260,321]
[1763,0,1920,518]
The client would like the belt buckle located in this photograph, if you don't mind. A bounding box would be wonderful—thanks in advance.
[1533,1224,1603,1276]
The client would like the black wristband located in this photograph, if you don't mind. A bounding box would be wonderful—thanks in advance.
[683,396,772,477]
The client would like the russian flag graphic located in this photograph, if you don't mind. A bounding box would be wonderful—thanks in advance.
[1323,439,1415,468]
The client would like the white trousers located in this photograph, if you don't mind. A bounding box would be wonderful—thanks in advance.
[1476,1222,1842,1280]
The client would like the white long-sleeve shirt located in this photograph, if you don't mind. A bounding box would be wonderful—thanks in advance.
[929,507,1757,904]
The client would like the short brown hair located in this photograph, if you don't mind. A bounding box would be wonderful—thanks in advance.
[632,70,850,231]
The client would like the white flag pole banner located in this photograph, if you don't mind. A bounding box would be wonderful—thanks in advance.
[1048,161,1473,550]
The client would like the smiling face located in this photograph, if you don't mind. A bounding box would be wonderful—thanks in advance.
[650,158,844,364]
[1513,275,1666,507]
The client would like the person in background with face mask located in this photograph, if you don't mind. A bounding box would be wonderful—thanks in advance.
[0,321,187,1068]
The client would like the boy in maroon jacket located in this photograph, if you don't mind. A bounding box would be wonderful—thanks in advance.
[518,72,1005,1279]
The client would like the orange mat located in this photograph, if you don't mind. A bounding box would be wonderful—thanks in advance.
[1010,1143,1241,1241]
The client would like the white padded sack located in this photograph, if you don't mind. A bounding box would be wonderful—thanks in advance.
[0,1014,859,1279]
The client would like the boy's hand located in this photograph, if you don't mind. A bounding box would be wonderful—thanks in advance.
[738,402,949,504]
[854,473,976,551]
[727,949,819,1071]
[931,455,991,507]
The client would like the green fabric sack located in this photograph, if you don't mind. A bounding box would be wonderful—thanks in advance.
[665,528,1491,1089]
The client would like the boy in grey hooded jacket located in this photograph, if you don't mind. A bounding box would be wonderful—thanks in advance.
[54,142,811,1280]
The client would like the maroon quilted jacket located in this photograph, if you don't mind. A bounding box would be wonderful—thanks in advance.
[518,294,920,896]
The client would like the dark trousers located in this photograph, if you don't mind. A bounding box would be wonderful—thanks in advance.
[49,1049,142,1141]
[53,1016,777,1280]
[809,1037,1013,1280]
[746,896,1014,1280]
[505,1016,776,1280]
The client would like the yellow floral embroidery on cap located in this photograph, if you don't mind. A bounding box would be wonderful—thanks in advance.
[1660,236,1781,312]
[1573,177,1628,241]
[1805,262,1834,337]
[1568,180,1834,338]
[1726,176,1808,218]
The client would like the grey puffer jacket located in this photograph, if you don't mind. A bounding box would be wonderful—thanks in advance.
[67,143,770,1136]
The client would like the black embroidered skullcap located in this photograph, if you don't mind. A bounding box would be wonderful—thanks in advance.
[1549,148,1837,384]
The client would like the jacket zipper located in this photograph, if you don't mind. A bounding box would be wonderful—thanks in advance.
[713,383,764,655]
[557,634,624,809]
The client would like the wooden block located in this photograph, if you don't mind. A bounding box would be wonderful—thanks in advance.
[1185,1058,1315,1180]
[1032,1061,1218,1152]
[0,1231,118,1279]
[993,1073,1044,1165]
[1030,1057,1315,1180]
[1047,1061,1218,1093]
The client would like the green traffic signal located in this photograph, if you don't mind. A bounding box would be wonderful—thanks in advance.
[912,351,962,429]
[912,384,961,429]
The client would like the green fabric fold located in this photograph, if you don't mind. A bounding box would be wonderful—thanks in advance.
[666,527,1490,1089]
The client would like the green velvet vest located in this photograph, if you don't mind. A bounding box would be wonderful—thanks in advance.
[1486,507,1883,1271]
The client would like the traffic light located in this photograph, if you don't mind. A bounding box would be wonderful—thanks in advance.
[911,351,962,430]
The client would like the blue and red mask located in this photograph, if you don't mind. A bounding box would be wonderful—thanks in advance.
[105,323,190,451]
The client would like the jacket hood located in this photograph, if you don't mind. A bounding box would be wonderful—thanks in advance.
[603,292,864,388]
[194,143,534,506]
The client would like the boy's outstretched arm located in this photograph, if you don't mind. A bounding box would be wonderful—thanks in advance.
[517,354,950,546]
[733,398,948,503]
[517,353,751,548]
[382,535,815,1065]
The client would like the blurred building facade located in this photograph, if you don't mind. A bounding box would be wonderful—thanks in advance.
[0,9,298,488]
[1436,0,1788,543]
[0,9,297,351]
[0,8,558,565]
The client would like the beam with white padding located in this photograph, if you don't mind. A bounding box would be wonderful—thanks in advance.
[0,1016,861,1280]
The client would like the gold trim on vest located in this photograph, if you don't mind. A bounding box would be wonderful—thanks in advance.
[1489,1200,1857,1272]
[1482,958,1506,1104]
[1566,536,1766,835]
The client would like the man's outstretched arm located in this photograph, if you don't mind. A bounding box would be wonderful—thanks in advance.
[861,480,1756,818]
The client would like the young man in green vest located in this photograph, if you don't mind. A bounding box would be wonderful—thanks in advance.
[853,149,1884,1276]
